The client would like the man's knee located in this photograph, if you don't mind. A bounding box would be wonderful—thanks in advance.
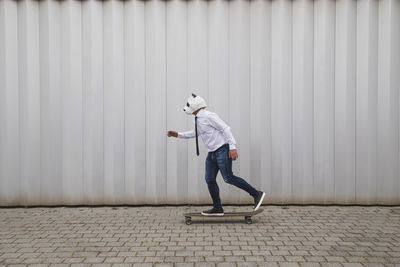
[205,177,217,185]
[222,174,235,185]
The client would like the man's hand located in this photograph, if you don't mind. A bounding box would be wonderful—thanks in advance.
[167,131,178,138]
[229,149,238,160]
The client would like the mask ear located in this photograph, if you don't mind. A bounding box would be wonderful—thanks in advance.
[191,93,197,98]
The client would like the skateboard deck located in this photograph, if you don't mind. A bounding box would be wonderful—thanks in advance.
[183,208,264,225]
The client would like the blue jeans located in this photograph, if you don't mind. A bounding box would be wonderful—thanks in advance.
[205,144,259,209]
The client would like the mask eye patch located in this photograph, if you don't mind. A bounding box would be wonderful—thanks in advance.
[192,93,197,98]
[186,102,190,107]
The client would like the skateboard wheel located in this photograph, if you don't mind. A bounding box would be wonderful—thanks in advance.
[185,217,192,225]
[245,216,252,224]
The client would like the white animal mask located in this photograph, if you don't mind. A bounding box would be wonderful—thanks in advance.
[183,93,207,115]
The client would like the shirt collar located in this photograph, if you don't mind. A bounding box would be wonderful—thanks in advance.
[195,108,206,118]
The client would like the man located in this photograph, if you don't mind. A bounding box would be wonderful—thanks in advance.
[167,93,265,216]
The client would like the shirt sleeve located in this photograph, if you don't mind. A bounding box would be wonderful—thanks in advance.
[208,113,237,150]
[178,129,196,139]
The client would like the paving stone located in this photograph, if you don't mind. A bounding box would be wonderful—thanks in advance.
[62,258,84,264]
[176,264,194,267]
[236,263,257,267]
[325,256,346,262]
[321,264,344,267]
[204,256,224,262]
[300,263,320,267]
[124,257,145,263]
[232,251,252,256]
[272,250,291,256]
[194,251,213,257]
[244,256,265,262]
[223,256,245,262]
[213,251,232,256]
[216,263,236,267]
[185,257,205,262]
[143,256,164,263]
[258,263,279,267]
[279,263,301,267]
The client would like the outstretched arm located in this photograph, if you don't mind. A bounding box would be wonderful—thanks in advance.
[167,130,196,139]
[178,129,196,139]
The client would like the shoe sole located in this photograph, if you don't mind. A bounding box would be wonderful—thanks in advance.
[201,212,224,216]
[254,192,265,211]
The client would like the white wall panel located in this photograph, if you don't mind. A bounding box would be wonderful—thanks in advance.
[334,0,356,203]
[18,0,40,205]
[1,0,400,205]
[356,0,378,204]
[104,0,125,204]
[313,0,335,203]
[82,0,104,204]
[377,0,400,203]
[145,0,167,204]
[292,0,314,203]
[61,0,83,204]
[124,0,146,204]
[0,0,19,205]
[271,0,292,203]
[39,0,62,205]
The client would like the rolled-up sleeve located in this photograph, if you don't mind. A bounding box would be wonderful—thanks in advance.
[208,114,237,150]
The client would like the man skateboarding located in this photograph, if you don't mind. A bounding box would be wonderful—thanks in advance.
[167,94,265,216]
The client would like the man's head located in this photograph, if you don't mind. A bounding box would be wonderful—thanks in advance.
[183,93,207,115]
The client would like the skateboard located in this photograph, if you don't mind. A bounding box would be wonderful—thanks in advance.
[183,208,264,225]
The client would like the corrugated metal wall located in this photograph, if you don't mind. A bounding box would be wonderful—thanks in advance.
[0,0,399,206]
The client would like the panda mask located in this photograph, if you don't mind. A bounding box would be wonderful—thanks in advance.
[183,93,207,115]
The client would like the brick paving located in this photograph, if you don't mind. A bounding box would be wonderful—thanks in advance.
[0,205,400,266]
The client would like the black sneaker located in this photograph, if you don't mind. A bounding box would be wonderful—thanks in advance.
[254,191,265,211]
[201,207,224,216]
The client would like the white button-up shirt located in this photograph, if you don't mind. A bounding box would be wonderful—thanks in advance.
[178,109,237,152]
